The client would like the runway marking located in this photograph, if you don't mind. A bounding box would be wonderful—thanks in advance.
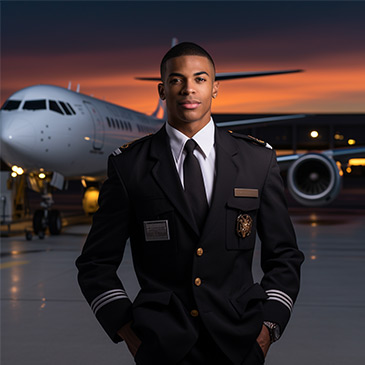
[0,261,29,269]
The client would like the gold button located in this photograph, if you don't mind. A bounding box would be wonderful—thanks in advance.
[194,277,202,286]
[196,248,203,256]
[190,309,199,317]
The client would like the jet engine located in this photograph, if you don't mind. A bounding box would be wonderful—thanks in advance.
[287,153,342,206]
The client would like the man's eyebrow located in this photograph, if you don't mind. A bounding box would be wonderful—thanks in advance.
[167,71,210,78]
[167,72,185,78]
[194,71,210,77]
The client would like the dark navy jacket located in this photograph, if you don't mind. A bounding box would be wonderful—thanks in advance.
[76,125,304,365]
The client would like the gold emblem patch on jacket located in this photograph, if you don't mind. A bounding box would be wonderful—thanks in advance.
[236,214,253,238]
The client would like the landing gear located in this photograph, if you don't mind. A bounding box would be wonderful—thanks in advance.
[30,188,62,239]
[33,209,46,237]
[49,210,62,235]
[32,208,62,237]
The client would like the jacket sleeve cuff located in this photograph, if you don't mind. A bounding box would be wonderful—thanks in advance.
[263,299,291,334]
[95,298,133,343]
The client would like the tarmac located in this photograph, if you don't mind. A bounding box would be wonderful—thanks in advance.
[1,209,365,364]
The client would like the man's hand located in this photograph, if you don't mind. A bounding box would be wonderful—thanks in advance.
[117,321,142,357]
[256,324,271,357]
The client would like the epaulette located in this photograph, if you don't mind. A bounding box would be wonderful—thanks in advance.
[112,134,153,156]
[228,130,273,149]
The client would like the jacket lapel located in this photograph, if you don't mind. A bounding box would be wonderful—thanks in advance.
[201,128,239,241]
[149,126,200,236]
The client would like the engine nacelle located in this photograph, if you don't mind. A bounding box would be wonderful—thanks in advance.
[287,153,342,207]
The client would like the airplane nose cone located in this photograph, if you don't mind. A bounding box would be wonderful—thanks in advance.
[1,115,37,165]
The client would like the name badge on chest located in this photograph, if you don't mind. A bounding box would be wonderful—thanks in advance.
[143,220,170,242]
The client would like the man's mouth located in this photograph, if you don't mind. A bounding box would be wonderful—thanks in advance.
[179,100,201,109]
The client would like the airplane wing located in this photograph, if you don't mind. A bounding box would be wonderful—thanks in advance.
[323,146,365,160]
[278,147,365,165]
[215,114,308,128]
[276,154,301,171]
[277,146,365,169]
[214,69,303,80]
[135,69,303,81]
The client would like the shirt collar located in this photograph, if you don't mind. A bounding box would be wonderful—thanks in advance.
[165,118,215,163]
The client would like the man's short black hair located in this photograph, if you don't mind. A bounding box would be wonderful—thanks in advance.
[160,42,216,80]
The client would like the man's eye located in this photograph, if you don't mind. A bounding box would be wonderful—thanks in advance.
[170,78,182,84]
[196,77,206,83]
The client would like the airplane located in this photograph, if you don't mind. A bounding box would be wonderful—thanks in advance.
[1,69,364,239]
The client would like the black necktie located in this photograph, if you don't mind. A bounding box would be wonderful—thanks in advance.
[183,139,209,231]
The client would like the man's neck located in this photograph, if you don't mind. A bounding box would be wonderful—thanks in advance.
[167,118,211,138]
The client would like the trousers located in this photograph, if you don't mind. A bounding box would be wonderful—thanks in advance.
[177,322,265,365]
[135,321,265,365]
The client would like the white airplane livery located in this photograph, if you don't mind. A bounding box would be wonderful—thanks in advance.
[1,84,163,180]
[1,69,364,238]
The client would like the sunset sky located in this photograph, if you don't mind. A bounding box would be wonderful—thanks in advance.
[1,1,364,115]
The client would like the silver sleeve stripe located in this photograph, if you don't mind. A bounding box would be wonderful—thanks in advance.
[266,289,293,311]
[91,289,128,314]
[266,289,293,306]
[91,289,127,312]
[93,295,128,315]
[91,289,125,309]
[112,148,122,156]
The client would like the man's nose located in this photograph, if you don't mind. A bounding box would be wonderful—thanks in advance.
[181,79,195,94]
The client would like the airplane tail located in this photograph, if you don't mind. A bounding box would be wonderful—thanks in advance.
[171,37,178,47]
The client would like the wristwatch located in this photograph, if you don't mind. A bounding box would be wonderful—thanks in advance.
[263,321,281,343]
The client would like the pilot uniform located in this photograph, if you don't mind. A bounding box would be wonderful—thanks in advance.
[76,121,304,365]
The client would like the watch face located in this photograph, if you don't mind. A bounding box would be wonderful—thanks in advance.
[273,326,281,341]
[264,321,281,342]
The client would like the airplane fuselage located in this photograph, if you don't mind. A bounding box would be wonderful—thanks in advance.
[1,85,163,179]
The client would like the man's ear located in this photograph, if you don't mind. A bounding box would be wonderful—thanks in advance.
[212,81,219,98]
[158,83,165,100]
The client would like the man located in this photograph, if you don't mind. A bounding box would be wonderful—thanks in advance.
[76,42,304,365]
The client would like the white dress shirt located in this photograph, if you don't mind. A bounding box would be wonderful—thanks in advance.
[165,119,216,206]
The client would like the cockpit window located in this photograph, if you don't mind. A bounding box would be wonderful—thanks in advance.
[2,100,21,110]
[66,103,76,114]
[49,100,64,115]
[59,101,72,115]
[23,100,46,110]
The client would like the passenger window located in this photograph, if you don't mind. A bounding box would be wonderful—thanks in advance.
[23,100,46,110]
[1,100,21,110]
[59,101,72,115]
[106,117,111,128]
[49,100,64,115]
[111,118,116,128]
